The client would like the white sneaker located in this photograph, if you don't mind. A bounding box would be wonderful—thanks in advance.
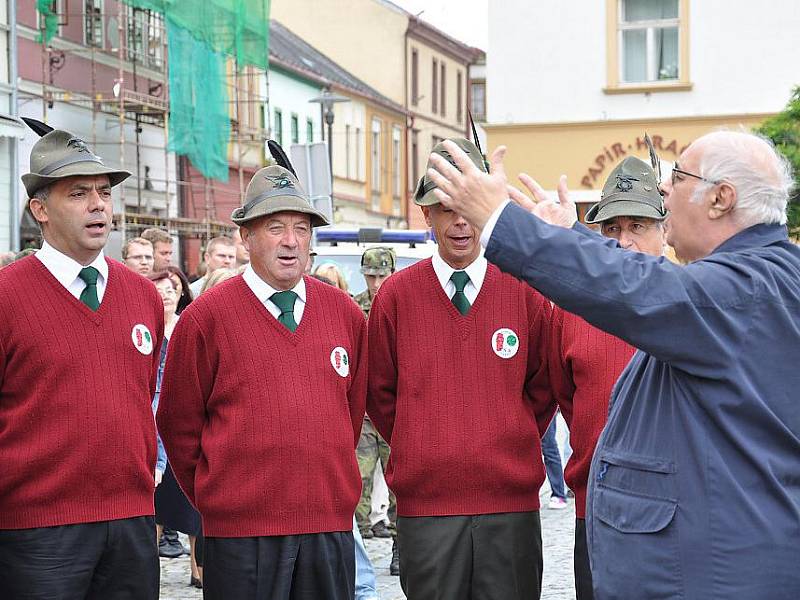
[548,496,568,509]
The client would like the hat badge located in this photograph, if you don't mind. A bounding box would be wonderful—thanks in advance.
[615,174,638,192]
[67,137,92,154]
[266,174,294,189]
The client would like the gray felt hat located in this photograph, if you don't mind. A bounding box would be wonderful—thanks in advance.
[231,165,329,227]
[22,129,131,198]
[585,156,667,224]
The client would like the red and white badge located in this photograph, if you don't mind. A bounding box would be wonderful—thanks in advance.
[330,346,350,377]
[131,324,154,355]
[491,328,519,359]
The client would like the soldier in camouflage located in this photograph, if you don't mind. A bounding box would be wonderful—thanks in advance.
[354,247,400,574]
[353,247,396,317]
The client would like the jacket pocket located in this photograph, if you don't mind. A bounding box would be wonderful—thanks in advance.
[590,455,684,599]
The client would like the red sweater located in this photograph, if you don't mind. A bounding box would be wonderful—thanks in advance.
[0,256,163,529]
[367,259,554,517]
[548,306,636,518]
[157,275,367,537]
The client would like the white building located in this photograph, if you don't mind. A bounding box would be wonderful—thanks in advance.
[486,0,800,216]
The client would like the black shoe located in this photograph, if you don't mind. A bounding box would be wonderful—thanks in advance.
[371,521,392,538]
[359,526,374,539]
[390,539,400,576]
[159,532,188,558]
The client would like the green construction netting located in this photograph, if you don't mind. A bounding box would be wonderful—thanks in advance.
[36,0,58,44]
[121,0,270,181]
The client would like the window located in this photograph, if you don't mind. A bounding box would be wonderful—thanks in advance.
[457,71,463,123]
[411,130,419,187]
[432,59,438,114]
[392,126,402,216]
[620,0,679,83]
[440,63,446,117]
[411,48,419,106]
[471,81,486,122]
[290,114,299,144]
[85,0,103,47]
[345,124,351,179]
[371,118,382,210]
[38,1,67,37]
[306,118,314,143]
[127,8,165,70]
[273,109,283,146]
[607,0,689,91]
[355,127,362,180]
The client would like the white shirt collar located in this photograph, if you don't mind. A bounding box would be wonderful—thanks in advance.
[242,264,306,305]
[36,240,108,290]
[431,249,487,295]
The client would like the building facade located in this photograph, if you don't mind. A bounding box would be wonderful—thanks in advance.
[486,0,800,216]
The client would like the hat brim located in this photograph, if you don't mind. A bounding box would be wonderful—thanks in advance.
[22,161,131,198]
[231,194,330,228]
[585,197,667,224]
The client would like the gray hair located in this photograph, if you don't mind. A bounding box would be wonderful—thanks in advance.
[32,184,51,203]
[692,131,794,228]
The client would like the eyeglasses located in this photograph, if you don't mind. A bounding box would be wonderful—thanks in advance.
[671,164,722,186]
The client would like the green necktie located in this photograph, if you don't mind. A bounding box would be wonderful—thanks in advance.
[78,267,100,312]
[270,290,299,332]
[450,270,471,316]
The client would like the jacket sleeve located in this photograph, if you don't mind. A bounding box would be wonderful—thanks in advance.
[524,291,557,436]
[347,309,368,448]
[548,306,576,429]
[156,312,214,506]
[366,285,398,444]
[486,202,755,377]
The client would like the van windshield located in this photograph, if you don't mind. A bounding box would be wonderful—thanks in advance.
[311,254,418,296]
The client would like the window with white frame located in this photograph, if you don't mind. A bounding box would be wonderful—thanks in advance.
[618,0,679,83]
[371,118,382,210]
[85,0,103,48]
[127,8,165,70]
[345,124,351,179]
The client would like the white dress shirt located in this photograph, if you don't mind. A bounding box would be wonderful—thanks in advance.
[479,199,512,248]
[36,241,109,304]
[242,264,307,325]
[431,250,488,305]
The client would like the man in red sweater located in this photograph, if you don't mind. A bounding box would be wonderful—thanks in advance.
[0,127,163,598]
[157,165,367,600]
[368,139,554,600]
[544,157,666,599]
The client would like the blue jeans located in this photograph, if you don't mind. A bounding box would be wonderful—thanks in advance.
[353,517,379,600]
[542,417,567,499]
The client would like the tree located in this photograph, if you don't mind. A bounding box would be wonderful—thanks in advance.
[756,86,800,236]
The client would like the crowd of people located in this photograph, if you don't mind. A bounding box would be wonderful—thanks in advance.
[0,119,797,600]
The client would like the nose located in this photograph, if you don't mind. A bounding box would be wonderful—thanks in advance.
[618,232,635,249]
[88,188,107,211]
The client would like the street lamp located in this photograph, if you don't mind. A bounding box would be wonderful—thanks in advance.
[308,88,350,179]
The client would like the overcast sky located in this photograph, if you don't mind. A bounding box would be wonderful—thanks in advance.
[391,0,488,50]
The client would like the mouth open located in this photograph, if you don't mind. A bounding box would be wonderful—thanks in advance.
[86,222,107,235]
[277,256,298,266]
[449,235,473,249]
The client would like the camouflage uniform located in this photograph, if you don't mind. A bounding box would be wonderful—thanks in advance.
[355,248,397,537]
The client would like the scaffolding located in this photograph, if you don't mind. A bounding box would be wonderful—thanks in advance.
[25,2,271,251]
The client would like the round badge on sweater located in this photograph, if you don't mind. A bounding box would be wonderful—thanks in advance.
[330,346,350,377]
[491,328,519,359]
[131,324,154,355]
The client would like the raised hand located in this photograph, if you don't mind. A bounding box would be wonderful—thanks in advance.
[516,174,578,229]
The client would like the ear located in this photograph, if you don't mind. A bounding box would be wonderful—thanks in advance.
[708,182,736,220]
[28,198,48,225]
[421,205,432,228]
[239,226,251,248]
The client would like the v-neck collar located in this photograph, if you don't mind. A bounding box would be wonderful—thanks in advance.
[239,275,312,344]
[423,258,493,324]
[31,256,113,323]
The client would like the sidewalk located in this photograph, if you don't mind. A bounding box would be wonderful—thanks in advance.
[159,482,575,599]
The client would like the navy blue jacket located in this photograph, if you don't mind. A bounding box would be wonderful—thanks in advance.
[487,202,800,599]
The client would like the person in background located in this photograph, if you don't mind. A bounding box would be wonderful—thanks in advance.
[314,262,350,294]
[541,414,569,510]
[122,237,155,276]
[165,265,194,315]
[189,236,236,297]
[233,228,250,267]
[141,228,174,272]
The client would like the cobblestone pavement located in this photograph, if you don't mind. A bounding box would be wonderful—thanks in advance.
[159,483,576,599]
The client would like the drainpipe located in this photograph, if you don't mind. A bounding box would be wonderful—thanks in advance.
[9,0,20,250]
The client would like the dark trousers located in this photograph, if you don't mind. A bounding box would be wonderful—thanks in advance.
[0,516,159,600]
[397,511,543,600]
[574,518,594,600]
[203,531,355,600]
